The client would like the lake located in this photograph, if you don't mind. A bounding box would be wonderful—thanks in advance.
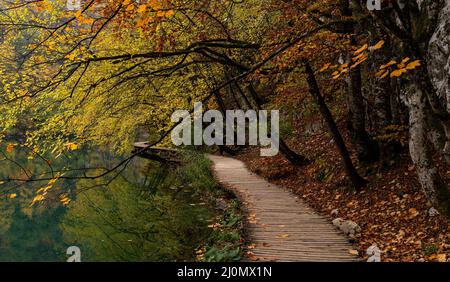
[0,145,217,262]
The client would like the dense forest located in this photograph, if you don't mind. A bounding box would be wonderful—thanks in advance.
[0,0,449,262]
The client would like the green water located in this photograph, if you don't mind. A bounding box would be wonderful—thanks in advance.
[0,146,217,262]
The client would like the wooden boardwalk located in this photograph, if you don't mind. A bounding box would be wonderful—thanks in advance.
[209,155,359,262]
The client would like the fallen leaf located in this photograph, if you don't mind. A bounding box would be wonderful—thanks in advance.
[437,254,446,262]
[247,243,256,249]
[408,208,419,218]
[349,249,359,255]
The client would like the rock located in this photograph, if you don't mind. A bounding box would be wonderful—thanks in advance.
[332,218,361,238]
[418,258,426,262]
[428,207,440,217]
[331,209,339,217]
[215,199,228,211]
[332,218,344,228]
[366,245,381,262]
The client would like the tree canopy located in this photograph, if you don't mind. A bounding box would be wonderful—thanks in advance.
[0,0,449,217]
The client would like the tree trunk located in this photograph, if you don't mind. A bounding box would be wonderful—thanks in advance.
[279,138,310,166]
[305,62,367,190]
[341,0,379,163]
[345,62,379,163]
[406,84,450,217]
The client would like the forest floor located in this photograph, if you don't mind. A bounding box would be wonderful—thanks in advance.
[236,121,450,262]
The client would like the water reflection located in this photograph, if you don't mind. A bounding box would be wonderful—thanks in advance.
[0,146,215,262]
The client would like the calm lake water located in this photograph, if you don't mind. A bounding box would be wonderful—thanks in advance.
[0,146,216,262]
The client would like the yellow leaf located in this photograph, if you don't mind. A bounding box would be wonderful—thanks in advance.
[277,234,289,238]
[60,196,71,206]
[9,193,17,199]
[65,142,79,151]
[83,17,94,25]
[30,194,45,206]
[126,4,135,12]
[165,9,175,17]
[137,5,147,13]
[75,10,83,19]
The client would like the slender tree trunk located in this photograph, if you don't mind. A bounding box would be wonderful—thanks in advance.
[305,62,367,190]
[278,138,310,166]
[341,0,379,163]
[346,62,379,162]
[248,83,264,106]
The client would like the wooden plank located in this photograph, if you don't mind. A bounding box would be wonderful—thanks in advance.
[209,155,360,262]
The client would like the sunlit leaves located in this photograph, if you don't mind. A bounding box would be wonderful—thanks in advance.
[31,173,63,206]
[65,143,79,151]
[30,194,45,206]
[322,40,385,80]
[380,60,397,69]
[390,68,408,78]
[406,60,421,70]
[376,58,422,79]
[60,194,71,206]
[354,44,368,55]
[370,40,385,51]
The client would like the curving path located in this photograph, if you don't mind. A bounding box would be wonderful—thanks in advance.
[209,155,359,262]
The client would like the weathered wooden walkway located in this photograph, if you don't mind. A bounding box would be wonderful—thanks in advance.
[209,155,359,262]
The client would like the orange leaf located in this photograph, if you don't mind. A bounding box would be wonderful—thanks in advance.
[354,44,368,55]
[370,40,385,51]
[380,60,397,69]
[406,60,421,70]
[319,63,331,73]
[390,68,407,78]
[6,143,15,153]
